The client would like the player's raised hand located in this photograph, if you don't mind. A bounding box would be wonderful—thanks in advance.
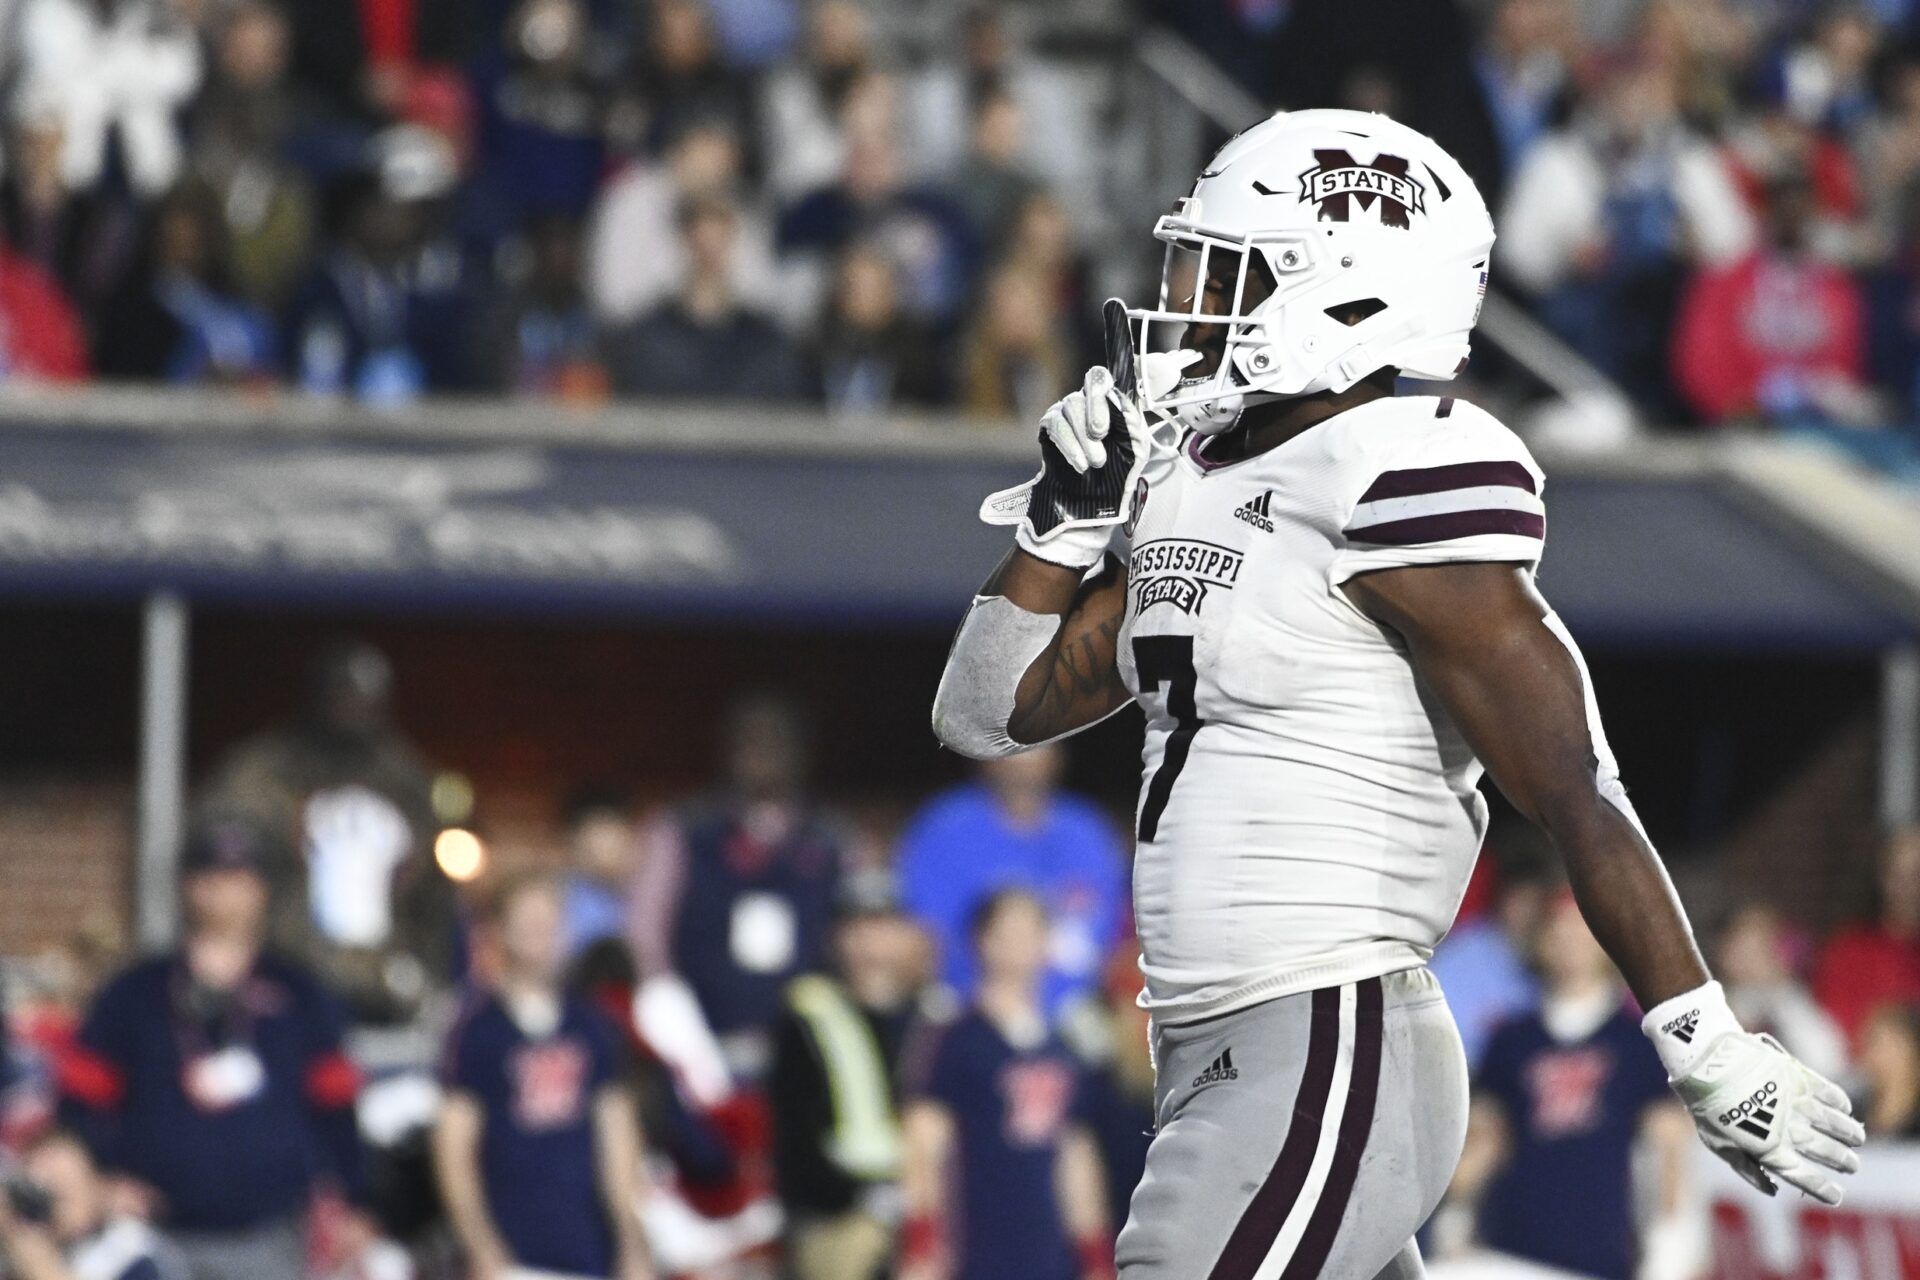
[980,300,1177,568]
[1643,982,1865,1205]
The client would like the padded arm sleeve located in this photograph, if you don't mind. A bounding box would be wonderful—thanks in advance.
[930,595,1066,760]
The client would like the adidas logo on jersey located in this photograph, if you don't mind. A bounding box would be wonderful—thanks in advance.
[1719,1080,1779,1140]
[1663,1009,1701,1044]
[1234,490,1275,532]
[1192,1047,1239,1088]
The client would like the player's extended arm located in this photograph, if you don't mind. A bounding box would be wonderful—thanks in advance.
[1345,563,1703,1005]
[431,1091,513,1277]
[1346,562,1865,1203]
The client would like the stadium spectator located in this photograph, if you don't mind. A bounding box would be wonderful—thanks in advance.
[899,890,1113,1280]
[12,0,202,203]
[92,185,277,385]
[184,0,317,310]
[759,0,879,201]
[902,6,1103,204]
[768,873,926,1280]
[1766,6,1879,139]
[610,0,757,164]
[1715,901,1849,1082]
[1672,170,1874,427]
[1428,839,1553,1072]
[434,871,653,1280]
[605,193,805,400]
[57,822,370,1280]
[198,642,454,1025]
[949,86,1042,247]
[1500,58,1753,414]
[1815,823,1920,1047]
[1452,892,1692,1280]
[812,242,945,415]
[0,1128,188,1280]
[0,244,89,383]
[961,262,1071,421]
[778,121,979,327]
[282,125,474,402]
[1473,0,1577,172]
[585,120,781,325]
[465,0,609,247]
[999,192,1100,367]
[558,784,639,958]
[474,213,608,399]
[627,694,846,1080]
[897,746,1127,1016]
[1857,1002,1920,1139]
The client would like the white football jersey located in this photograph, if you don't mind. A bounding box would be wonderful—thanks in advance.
[1117,393,1548,1024]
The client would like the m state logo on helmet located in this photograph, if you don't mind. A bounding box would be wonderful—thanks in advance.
[1125,109,1495,435]
[1290,149,1428,227]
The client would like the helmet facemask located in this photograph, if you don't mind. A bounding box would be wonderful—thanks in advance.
[1126,213,1323,435]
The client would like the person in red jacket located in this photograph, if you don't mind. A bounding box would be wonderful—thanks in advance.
[0,247,89,383]
[1671,170,1870,426]
[1814,826,1920,1049]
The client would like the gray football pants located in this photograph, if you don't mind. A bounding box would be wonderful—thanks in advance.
[1117,967,1468,1280]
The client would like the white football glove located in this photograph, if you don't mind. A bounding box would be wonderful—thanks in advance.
[1040,349,1200,474]
[980,350,1198,569]
[1643,981,1865,1205]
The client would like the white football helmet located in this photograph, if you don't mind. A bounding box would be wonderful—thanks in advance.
[1127,109,1495,434]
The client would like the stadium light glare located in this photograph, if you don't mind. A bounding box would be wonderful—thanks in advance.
[435,827,487,882]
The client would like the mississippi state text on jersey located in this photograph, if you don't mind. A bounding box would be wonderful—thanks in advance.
[1116,393,1546,1023]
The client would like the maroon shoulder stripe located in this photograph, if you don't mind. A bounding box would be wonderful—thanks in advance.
[1357,459,1536,504]
[1347,508,1545,546]
[1208,986,1342,1280]
[1279,977,1385,1280]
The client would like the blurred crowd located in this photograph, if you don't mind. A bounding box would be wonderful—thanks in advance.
[0,0,1116,422]
[8,0,1920,435]
[0,640,1916,1280]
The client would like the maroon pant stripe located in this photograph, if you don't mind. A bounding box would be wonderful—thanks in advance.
[1280,976,1386,1280]
[1207,985,1342,1280]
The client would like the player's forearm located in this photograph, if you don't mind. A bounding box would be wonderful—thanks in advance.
[933,550,1130,754]
[1544,793,1709,1008]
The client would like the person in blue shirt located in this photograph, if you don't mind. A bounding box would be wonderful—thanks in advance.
[558,785,639,959]
[897,746,1127,1015]
[434,871,652,1280]
[1454,891,1695,1280]
[899,889,1114,1280]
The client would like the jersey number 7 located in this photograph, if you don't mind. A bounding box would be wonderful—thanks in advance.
[1133,635,1203,842]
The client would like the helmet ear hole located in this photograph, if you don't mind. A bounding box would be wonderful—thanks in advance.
[1325,298,1388,326]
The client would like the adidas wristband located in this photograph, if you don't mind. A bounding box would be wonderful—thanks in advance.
[1640,980,1743,1079]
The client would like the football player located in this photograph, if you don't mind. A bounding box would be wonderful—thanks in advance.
[931,109,1864,1280]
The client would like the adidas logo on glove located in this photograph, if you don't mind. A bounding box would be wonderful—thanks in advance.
[1719,1081,1779,1140]
[1193,1047,1240,1088]
[1663,1009,1702,1044]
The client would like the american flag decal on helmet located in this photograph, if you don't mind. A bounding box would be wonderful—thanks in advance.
[1347,458,1544,546]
